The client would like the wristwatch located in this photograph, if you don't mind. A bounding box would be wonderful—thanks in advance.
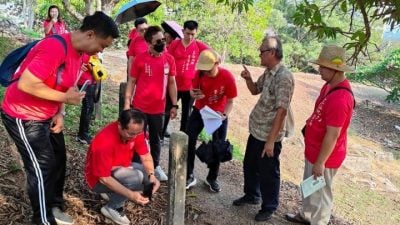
[172,104,179,109]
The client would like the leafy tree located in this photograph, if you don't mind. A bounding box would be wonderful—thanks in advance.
[351,49,400,102]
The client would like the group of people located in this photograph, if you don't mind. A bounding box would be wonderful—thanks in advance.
[0,5,355,225]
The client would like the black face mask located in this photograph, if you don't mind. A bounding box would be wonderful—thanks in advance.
[154,42,165,53]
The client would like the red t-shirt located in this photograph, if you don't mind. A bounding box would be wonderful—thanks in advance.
[2,33,83,121]
[167,40,208,91]
[304,80,354,168]
[192,67,237,113]
[77,53,94,85]
[43,20,67,37]
[128,29,138,40]
[127,36,148,58]
[85,122,149,189]
[130,51,176,114]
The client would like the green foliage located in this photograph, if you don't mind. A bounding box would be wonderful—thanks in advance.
[350,49,400,102]
[20,28,42,39]
[292,0,398,65]
[0,36,20,62]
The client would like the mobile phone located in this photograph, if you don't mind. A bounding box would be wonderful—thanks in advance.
[79,80,90,93]
[143,182,154,200]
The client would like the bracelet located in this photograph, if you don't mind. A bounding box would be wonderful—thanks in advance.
[172,104,179,109]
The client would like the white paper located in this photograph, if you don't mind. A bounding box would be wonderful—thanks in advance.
[300,175,326,199]
[200,106,222,135]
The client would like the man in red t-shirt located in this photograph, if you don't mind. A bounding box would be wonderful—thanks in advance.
[1,12,119,225]
[163,20,209,139]
[85,109,160,225]
[185,49,237,193]
[126,17,149,80]
[124,25,178,182]
[285,45,355,225]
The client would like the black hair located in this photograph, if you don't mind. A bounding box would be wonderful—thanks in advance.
[118,109,145,130]
[46,5,61,22]
[183,20,198,30]
[79,11,120,39]
[144,25,163,43]
[134,17,147,27]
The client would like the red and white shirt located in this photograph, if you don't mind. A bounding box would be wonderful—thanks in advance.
[304,80,354,168]
[2,33,83,120]
[130,51,176,114]
[168,40,208,91]
[85,122,149,189]
[192,67,237,113]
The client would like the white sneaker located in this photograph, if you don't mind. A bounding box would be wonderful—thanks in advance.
[100,193,110,201]
[52,207,73,225]
[101,206,130,225]
[155,165,168,181]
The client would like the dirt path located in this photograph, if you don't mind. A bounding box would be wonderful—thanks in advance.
[0,49,399,225]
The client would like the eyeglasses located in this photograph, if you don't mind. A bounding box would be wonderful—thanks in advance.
[259,48,273,54]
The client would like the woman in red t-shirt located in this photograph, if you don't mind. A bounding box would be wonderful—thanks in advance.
[43,5,68,37]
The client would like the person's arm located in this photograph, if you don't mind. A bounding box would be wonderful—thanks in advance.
[18,69,84,105]
[50,104,66,133]
[139,153,160,193]
[168,76,178,119]
[124,76,136,110]
[99,175,149,205]
[312,126,341,178]
[262,107,287,158]
[221,98,234,120]
[127,56,134,80]
[44,20,55,35]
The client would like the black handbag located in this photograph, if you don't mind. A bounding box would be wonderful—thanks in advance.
[195,139,233,164]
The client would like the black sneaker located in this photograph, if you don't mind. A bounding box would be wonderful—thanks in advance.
[186,176,197,189]
[233,195,261,206]
[76,136,92,145]
[204,178,220,192]
[255,210,273,222]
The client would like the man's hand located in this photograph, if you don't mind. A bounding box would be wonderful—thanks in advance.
[191,89,205,99]
[81,63,92,72]
[65,87,85,105]
[312,163,325,179]
[241,65,252,81]
[149,175,161,194]
[261,142,274,158]
[170,107,178,119]
[128,191,150,205]
[50,113,64,133]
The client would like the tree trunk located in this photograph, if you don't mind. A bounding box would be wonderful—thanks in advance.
[96,0,102,12]
[101,0,120,16]
[84,0,94,16]
[22,0,35,29]
[62,0,84,21]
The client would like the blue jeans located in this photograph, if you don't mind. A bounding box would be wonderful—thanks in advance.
[185,107,228,181]
[243,134,282,212]
[92,163,148,209]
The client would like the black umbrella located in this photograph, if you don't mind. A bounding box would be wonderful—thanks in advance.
[115,0,161,24]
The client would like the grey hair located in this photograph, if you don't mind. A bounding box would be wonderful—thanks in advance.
[262,35,283,60]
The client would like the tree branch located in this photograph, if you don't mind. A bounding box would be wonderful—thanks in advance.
[62,0,84,21]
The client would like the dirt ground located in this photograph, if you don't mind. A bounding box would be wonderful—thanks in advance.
[0,50,399,225]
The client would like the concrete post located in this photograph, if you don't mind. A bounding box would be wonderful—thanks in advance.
[167,131,188,225]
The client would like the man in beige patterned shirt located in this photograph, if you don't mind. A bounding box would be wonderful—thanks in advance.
[232,35,294,222]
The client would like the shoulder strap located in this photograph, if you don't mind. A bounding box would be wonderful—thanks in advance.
[49,35,67,86]
[326,86,356,108]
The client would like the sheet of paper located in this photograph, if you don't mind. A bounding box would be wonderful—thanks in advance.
[200,106,222,135]
[300,175,326,199]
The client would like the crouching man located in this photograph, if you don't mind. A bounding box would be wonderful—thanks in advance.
[85,109,160,225]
